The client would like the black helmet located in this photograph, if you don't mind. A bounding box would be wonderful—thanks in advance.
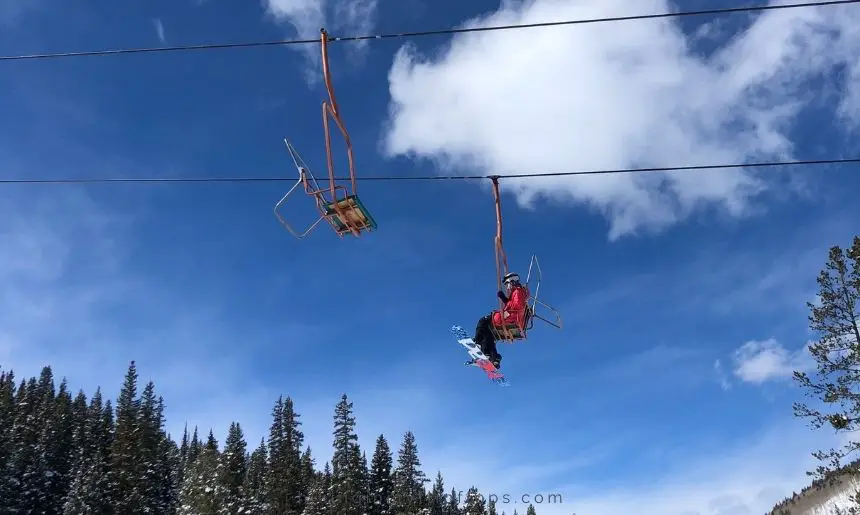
[503,272,520,286]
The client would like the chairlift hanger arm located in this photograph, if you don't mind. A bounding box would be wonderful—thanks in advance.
[490,175,523,342]
[490,176,507,292]
[320,28,357,197]
[319,28,365,237]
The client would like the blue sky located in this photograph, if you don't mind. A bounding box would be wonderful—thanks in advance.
[2,0,860,514]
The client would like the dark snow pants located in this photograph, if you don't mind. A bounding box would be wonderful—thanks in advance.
[474,313,500,362]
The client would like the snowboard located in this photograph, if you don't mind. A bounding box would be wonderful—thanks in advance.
[451,325,508,386]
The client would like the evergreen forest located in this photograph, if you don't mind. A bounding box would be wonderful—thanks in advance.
[0,361,540,515]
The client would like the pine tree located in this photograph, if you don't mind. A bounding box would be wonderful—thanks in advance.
[218,421,248,514]
[392,431,427,514]
[64,386,116,513]
[264,396,305,515]
[323,462,333,504]
[302,474,329,515]
[42,378,77,510]
[427,472,445,515]
[62,390,114,515]
[794,236,860,478]
[245,439,269,514]
[101,398,115,450]
[70,389,89,449]
[265,396,286,514]
[285,397,307,513]
[189,426,202,463]
[525,504,536,515]
[0,370,15,509]
[299,446,316,513]
[0,369,15,437]
[62,386,112,513]
[486,498,497,515]
[369,435,394,515]
[179,423,190,484]
[110,361,144,511]
[331,394,365,515]
[178,429,220,514]
[445,487,460,515]
[461,487,484,515]
[356,449,370,514]
[0,378,32,512]
[63,451,113,515]
[158,421,181,513]
[137,381,164,511]
[13,367,56,512]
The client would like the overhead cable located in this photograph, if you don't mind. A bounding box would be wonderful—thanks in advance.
[2,156,858,184]
[1,0,857,61]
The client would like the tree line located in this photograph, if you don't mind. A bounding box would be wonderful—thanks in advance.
[0,362,538,515]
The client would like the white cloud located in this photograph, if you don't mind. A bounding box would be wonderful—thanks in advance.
[715,359,731,390]
[153,18,166,44]
[332,0,376,37]
[263,0,378,76]
[732,338,812,383]
[265,0,326,39]
[382,0,860,240]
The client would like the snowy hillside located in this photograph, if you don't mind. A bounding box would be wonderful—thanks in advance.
[768,462,860,514]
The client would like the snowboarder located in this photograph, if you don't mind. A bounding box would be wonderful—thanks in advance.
[473,272,528,369]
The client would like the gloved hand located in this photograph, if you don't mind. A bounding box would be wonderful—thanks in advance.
[497,290,507,301]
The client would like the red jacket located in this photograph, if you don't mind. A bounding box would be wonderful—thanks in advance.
[492,286,528,327]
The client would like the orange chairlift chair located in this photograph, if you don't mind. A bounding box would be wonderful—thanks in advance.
[274,28,377,238]
[487,176,562,343]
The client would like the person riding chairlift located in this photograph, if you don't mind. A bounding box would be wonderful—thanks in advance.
[472,272,528,369]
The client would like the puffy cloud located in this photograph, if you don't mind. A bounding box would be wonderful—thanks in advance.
[264,0,378,81]
[383,0,860,239]
[264,0,326,38]
[732,338,812,383]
